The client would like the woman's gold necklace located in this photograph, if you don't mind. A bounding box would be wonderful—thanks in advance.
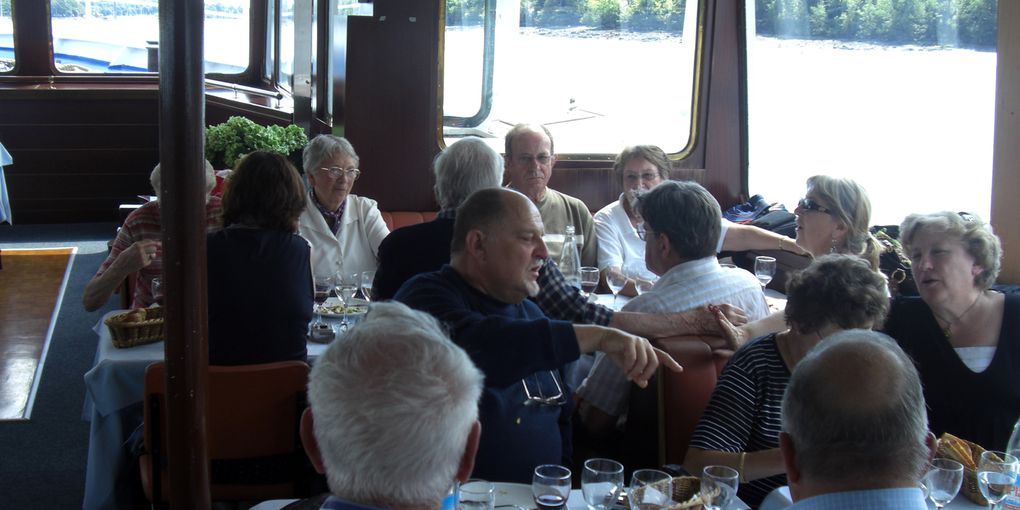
[935,291,983,340]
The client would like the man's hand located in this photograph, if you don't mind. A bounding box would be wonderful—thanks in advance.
[709,304,745,351]
[575,325,683,387]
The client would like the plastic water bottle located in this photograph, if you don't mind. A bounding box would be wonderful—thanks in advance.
[1005,417,1020,510]
[560,225,582,289]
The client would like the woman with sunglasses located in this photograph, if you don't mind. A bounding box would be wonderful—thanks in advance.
[792,175,881,266]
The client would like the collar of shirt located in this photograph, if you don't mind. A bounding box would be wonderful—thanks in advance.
[311,190,346,236]
[788,487,928,510]
[437,208,457,220]
[320,495,389,510]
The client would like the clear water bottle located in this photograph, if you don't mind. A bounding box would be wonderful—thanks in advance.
[560,225,582,289]
[1005,417,1020,509]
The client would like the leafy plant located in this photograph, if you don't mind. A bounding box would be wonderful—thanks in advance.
[205,116,308,169]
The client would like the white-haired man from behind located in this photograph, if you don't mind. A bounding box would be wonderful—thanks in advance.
[777,329,936,509]
[299,301,484,510]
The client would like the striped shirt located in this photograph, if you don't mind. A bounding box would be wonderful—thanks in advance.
[688,333,789,508]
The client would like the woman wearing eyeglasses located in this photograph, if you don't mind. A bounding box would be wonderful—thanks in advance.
[298,134,390,279]
[883,212,1018,450]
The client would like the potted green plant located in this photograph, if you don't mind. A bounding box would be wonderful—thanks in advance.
[204,116,309,170]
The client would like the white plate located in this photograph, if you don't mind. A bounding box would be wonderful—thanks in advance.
[316,297,369,318]
[492,482,534,509]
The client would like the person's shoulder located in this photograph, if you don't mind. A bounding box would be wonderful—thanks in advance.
[347,194,380,211]
[593,200,619,220]
[395,266,457,298]
[732,333,780,363]
[381,219,453,250]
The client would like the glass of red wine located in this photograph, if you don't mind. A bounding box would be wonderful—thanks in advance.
[533,464,571,510]
[312,275,334,326]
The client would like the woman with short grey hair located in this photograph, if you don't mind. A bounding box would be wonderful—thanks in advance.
[686,254,889,508]
[298,134,389,279]
[884,211,1017,449]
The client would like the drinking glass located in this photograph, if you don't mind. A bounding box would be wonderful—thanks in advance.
[606,271,627,306]
[634,278,655,295]
[312,275,334,327]
[977,450,1019,509]
[754,256,777,289]
[582,458,624,510]
[700,465,739,510]
[629,469,672,510]
[150,277,163,305]
[458,480,495,510]
[580,267,600,299]
[360,270,375,301]
[333,272,359,331]
[926,458,963,508]
[533,464,571,510]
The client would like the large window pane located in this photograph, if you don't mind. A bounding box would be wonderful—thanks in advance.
[746,0,997,224]
[49,0,249,74]
[0,0,12,73]
[279,0,295,90]
[442,0,699,155]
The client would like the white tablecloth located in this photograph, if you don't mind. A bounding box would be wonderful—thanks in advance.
[760,485,984,509]
[0,141,12,224]
[82,310,334,510]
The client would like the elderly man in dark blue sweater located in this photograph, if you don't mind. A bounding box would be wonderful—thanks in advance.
[395,187,681,483]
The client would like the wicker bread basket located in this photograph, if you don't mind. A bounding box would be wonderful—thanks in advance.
[105,307,165,348]
[668,476,704,510]
[936,432,989,506]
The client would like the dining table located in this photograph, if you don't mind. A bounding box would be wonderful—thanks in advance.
[81,309,349,510]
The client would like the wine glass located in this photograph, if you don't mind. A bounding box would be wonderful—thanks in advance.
[926,458,963,508]
[333,272,359,331]
[754,256,777,289]
[606,271,627,307]
[150,276,163,305]
[360,270,375,301]
[582,458,624,510]
[977,450,1019,509]
[312,275,334,328]
[580,267,600,299]
[629,469,672,510]
[700,465,739,510]
[533,464,571,510]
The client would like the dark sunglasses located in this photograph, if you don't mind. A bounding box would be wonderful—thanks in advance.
[797,197,833,215]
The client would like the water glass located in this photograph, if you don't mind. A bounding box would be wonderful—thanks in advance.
[606,271,627,306]
[977,450,1019,509]
[582,458,624,510]
[458,480,494,510]
[926,458,963,508]
[533,464,571,510]
[629,469,672,510]
[700,465,739,510]
[754,256,776,289]
[360,270,375,301]
[150,276,163,305]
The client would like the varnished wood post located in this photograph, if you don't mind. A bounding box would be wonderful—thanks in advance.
[158,0,211,508]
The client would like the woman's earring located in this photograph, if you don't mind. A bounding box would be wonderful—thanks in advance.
[830,238,838,253]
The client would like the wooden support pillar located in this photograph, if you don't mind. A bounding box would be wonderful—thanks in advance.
[158,0,211,508]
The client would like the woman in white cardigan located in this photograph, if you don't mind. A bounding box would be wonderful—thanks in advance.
[298,134,389,279]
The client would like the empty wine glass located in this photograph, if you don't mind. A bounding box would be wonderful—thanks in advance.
[629,469,672,510]
[754,256,777,289]
[977,450,1019,509]
[700,465,739,510]
[580,267,600,299]
[606,271,627,307]
[926,458,963,508]
[360,270,375,301]
[533,464,571,510]
[582,458,624,510]
[333,272,359,331]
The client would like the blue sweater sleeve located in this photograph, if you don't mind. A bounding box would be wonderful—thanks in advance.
[396,268,581,387]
